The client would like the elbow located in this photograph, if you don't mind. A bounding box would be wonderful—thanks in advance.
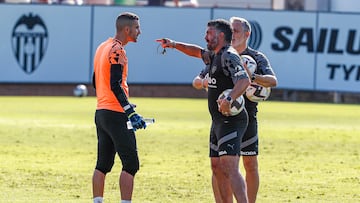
[273,80,278,87]
[271,77,278,87]
[110,81,121,92]
[266,75,278,87]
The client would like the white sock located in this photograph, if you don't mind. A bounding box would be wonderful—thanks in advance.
[93,196,103,203]
[121,200,131,203]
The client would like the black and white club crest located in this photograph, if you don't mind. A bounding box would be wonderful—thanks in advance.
[11,13,48,74]
[211,65,217,74]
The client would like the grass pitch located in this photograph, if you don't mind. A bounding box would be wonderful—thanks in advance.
[0,96,359,202]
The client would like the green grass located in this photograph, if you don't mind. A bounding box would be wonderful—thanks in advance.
[0,96,359,202]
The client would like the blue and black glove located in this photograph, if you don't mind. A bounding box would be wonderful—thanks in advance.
[128,112,146,130]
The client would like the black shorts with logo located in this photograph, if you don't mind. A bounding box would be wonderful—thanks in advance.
[209,109,248,157]
[241,110,258,156]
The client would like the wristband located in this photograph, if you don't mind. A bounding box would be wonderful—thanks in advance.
[128,112,136,118]
[124,104,135,116]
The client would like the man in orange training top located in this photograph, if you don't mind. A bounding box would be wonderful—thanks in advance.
[92,12,146,203]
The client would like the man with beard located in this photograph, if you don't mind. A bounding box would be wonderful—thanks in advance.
[157,18,250,202]
[193,17,278,203]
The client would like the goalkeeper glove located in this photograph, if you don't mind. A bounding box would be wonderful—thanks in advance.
[128,112,146,130]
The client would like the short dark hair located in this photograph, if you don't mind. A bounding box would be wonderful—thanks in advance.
[207,19,232,43]
[117,12,139,21]
[116,12,139,31]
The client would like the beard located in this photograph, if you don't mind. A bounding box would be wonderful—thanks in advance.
[206,38,218,51]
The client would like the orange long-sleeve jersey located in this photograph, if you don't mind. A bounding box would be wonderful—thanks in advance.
[93,38,131,113]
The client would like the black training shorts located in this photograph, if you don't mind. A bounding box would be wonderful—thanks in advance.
[94,109,139,174]
[241,110,258,156]
[209,110,248,157]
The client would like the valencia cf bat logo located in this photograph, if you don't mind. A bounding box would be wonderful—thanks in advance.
[11,13,48,74]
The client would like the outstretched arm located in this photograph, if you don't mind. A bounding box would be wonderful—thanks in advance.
[156,38,204,58]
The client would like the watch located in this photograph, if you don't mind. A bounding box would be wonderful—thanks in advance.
[251,73,256,82]
[226,96,233,103]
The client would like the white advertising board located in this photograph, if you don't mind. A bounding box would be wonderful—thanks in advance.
[214,8,360,92]
[316,12,360,92]
[213,9,317,90]
[0,4,92,83]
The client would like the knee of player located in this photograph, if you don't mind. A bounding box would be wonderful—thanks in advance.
[95,166,113,175]
[123,166,139,176]
[122,158,140,176]
[96,160,115,174]
[210,159,222,174]
[123,168,138,176]
[243,157,258,172]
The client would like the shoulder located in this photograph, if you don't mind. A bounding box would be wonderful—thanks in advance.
[245,47,270,65]
[222,46,241,62]
[111,39,125,52]
[245,47,276,75]
[245,47,267,59]
[223,46,239,57]
[201,50,214,65]
[109,40,127,65]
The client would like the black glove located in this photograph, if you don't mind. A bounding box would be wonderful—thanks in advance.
[128,112,146,130]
